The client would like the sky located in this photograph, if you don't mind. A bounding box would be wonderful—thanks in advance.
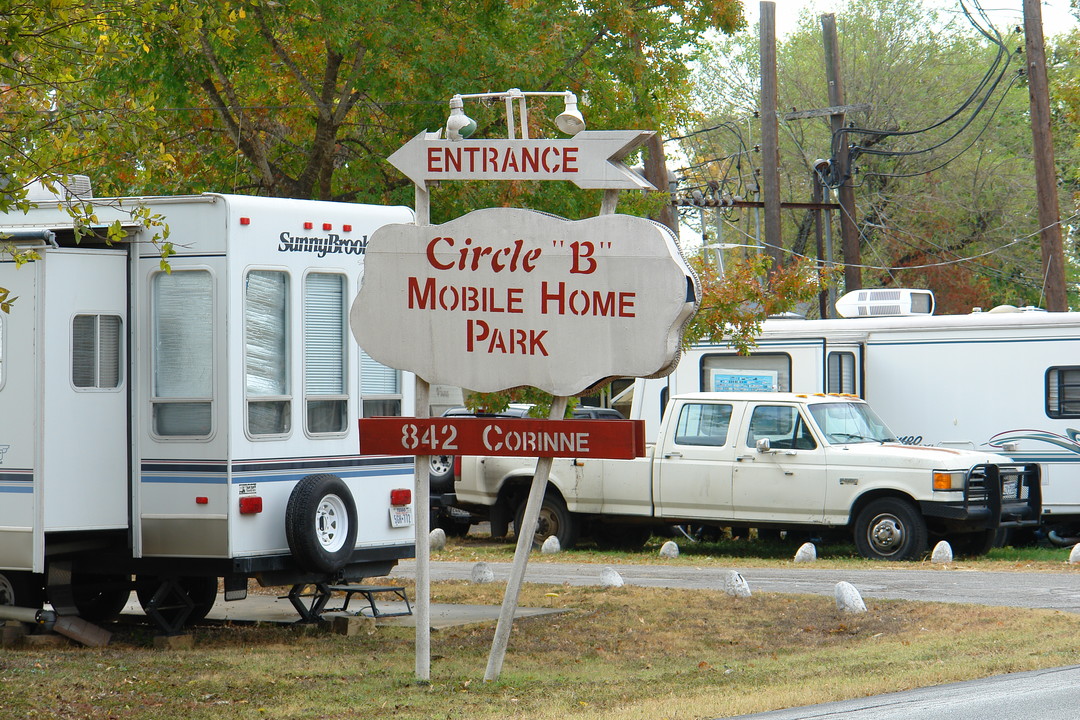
[743,0,1079,38]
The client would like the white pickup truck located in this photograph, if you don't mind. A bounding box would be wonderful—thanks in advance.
[453,392,1041,560]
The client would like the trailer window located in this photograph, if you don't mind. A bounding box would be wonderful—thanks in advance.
[361,349,401,417]
[1046,366,1080,419]
[827,352,857,395]
[152,270,213,436]
[72,314,122,389]
[245,270,291,436]
[700,353,789,392]
[304,273,347,434]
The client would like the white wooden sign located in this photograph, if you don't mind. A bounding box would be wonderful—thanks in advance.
[349,208,698,396]
[386,130,656,190]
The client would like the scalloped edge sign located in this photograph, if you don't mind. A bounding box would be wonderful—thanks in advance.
[349,207,698,396]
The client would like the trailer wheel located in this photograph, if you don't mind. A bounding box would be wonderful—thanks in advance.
[136,576,219,630]
[514,492,579,550]
[946,529,998,558]
[286,474,358,574]
[853,498,927,561]
[0,571,45,609]
[71,573,132,622]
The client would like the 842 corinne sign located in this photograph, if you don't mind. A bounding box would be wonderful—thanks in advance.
[349,207,698,396]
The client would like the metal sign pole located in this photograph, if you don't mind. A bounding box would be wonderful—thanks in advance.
[483,395,569,682]
[413,183,432,683]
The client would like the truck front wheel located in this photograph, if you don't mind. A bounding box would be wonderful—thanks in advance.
[854,498,927,561]
[515,493,579,550]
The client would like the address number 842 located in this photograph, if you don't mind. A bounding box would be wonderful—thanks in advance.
[401,423,459,452]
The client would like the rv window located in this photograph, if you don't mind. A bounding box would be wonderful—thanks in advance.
[72,314,122,389]
[245,270,291,436]
[827,352,857,395]
[151,270,213,436]
[0,315,5,388]
[360,349,402,417]
[304,273,347,434]
[1046,366,1080,419]
[700,353,790,392]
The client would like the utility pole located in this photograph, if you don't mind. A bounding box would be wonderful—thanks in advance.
[1023,0,1067,311]
[821,14,861,291]
[759,1,784,268]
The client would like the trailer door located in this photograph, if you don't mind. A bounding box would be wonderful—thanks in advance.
[0,257,42,571]
[41,250,129,534]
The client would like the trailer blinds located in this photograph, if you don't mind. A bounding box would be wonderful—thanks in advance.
[151,271,213,436]
[245,270,290,436]
[1046,366,1080,419]
[303,273,347,434]
[72,314,122,388]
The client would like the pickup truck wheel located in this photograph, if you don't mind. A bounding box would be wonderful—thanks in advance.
[429,455,455,492]
[515,493,579,549]
[854,498,927,561]
[286,474,358,574]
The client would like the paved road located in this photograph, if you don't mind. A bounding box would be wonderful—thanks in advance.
[391,559,1080,613]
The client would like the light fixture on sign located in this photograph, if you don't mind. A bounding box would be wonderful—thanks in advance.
[445,96,477,141]
[444,88,586,141]
[555,92,585,135]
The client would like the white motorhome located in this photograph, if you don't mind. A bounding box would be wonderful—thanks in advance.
[0,183,418,632]
[630,289,1080,542]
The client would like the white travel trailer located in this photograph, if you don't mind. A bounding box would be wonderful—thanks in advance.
[629,290,1080,542]
[0,183,418,632]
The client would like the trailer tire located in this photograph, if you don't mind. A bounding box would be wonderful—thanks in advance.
[136,576,219,629]
[71,573,132,622]
[853,498,927,561]
[286,474,358,574]
[0,570,45,610]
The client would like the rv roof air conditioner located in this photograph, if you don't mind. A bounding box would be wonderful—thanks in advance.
[834,288,935,318]
[24,175,93,203]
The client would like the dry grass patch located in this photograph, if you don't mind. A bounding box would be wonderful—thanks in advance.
[3,581,1079,720]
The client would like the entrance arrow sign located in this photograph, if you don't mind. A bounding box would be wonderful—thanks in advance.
[386,130,656,190]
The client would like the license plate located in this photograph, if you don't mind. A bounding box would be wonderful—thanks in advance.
[390,506,414,528]
[1002,479,1018,499]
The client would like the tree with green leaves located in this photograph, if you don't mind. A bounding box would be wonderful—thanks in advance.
[1,1,173,310]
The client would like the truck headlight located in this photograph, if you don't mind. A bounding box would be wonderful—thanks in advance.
[933,471,965,491]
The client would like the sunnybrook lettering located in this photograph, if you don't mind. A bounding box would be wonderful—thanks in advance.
[278,232,368,257]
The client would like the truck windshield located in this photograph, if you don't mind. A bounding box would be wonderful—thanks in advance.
[808,402,896,444]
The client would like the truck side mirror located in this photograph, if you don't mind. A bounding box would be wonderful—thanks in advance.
[755,438,772,453]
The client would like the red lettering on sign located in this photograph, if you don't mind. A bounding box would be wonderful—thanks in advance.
[562,146,578,172]
[466,319,548,356]
[426,236,541,272]
[540,282,636,318]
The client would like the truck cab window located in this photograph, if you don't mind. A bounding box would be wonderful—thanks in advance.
[304,273,347,434]
[72,314,122,389]
[746,405,817,450]
[245,270,291,436]
[674,402,732,446]
[1046,366,1080,419]
[151,270,213,436]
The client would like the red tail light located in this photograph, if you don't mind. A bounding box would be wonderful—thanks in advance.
[239,496,263,514]
[390,489,412,506]
[454,456,462,477]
